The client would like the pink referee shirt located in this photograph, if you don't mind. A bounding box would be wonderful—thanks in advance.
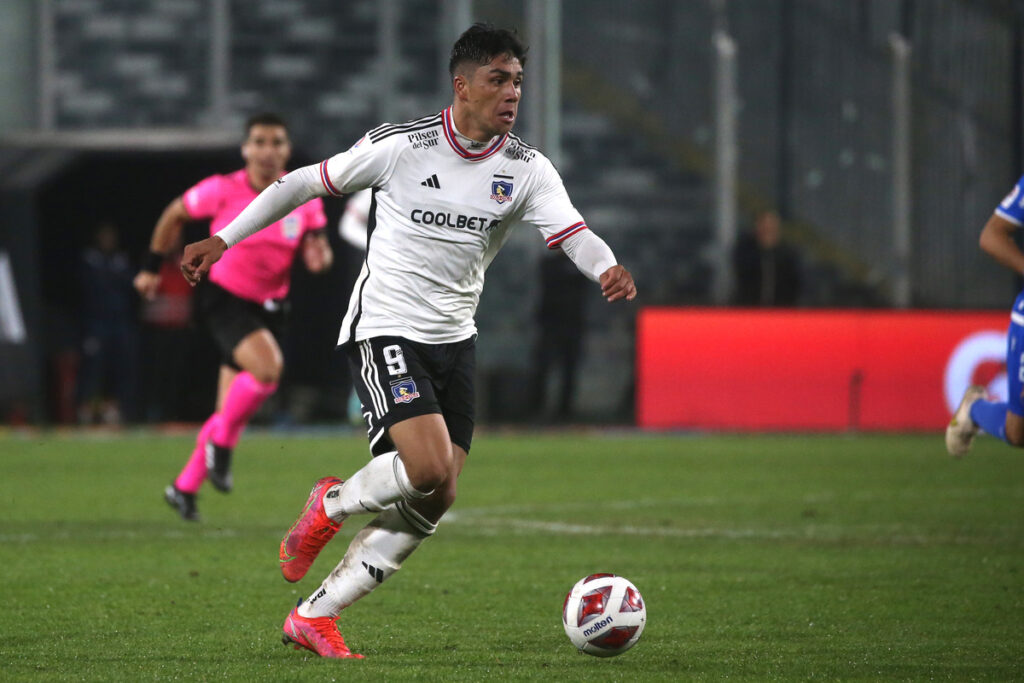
[182,169,327,303]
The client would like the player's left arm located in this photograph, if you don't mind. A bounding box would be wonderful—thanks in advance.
[982,175,1024,275]
[560,232,637,302]
[301,230,333,273]
[979,213,1024,275]
[521,158,636,303]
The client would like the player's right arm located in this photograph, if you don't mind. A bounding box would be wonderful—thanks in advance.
[981,175,1024,275]
[133,196,190,300]
[182,134,395,286]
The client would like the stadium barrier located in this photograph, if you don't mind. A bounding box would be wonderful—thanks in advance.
[637,308,1009,431]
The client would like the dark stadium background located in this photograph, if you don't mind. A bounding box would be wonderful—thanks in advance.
[1,0,1022,428]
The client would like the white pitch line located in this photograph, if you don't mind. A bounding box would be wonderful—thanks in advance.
[442,508,1023,546]
[0,527,252,544]
[451,516,803,540]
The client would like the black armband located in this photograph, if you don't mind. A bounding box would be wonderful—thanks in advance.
[142,251,165,274]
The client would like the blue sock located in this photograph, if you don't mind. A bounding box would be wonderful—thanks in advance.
[969,400,1008,442]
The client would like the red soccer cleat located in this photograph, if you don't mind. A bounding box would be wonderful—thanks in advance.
[282,606,364,659]
[279,476,344,582]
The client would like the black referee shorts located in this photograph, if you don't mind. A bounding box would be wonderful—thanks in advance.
[345,336,476,457]
[197,281,287,369]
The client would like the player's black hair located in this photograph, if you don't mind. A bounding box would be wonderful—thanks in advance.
[244,112,289,135]
[448,23,528,77]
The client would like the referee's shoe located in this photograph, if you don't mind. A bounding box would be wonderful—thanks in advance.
[164,483,199,522]
[205,441,234,493]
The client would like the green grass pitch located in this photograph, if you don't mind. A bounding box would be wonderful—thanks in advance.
[1,430,1022,680]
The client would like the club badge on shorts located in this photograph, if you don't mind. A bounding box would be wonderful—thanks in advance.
[391,378,421,404]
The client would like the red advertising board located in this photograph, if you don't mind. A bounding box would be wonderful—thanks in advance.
[636,308,1009,431]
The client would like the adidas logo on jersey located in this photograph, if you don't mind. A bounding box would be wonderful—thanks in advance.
[420,174,441,189]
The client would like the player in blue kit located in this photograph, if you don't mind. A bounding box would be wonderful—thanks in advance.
[947,174,1024,455]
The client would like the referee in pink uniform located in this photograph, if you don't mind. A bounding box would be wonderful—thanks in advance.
[135,113,333,521]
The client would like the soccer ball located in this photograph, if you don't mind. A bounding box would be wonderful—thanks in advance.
[562,573,646,657]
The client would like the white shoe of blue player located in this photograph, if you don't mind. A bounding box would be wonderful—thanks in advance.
[945,385,986,457]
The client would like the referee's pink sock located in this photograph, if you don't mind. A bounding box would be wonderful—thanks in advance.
[211,371,277,449]
[175,415,219,494]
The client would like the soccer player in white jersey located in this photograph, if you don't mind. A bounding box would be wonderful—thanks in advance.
[180,24,636,659]
[947,173,1024,455]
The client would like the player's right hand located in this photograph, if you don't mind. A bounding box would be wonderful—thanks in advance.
[181,236,227,286]
[133,271,162,300]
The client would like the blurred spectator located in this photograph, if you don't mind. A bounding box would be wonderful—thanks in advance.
[732,209,802,306]
[529,251,589,421]
[76,222,139,425]
[139,245,193,422]
[339,188,371,254]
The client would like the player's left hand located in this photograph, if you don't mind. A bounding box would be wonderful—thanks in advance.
[600,265,637,302]
[181,236,227,286]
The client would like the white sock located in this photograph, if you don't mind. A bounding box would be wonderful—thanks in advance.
[299,501,437,619]
[323,451,430,521]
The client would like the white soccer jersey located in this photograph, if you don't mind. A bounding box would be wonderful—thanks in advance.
[319,107,606,345]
